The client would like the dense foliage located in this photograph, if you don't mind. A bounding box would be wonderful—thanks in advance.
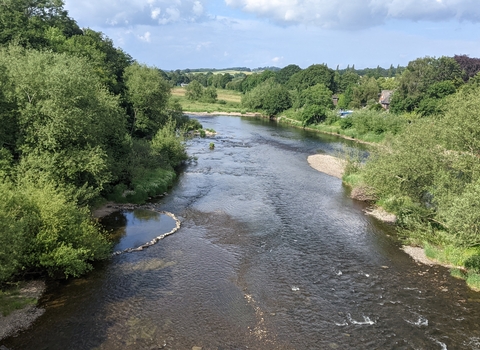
[355,81,480,250]
[0,0,192,283]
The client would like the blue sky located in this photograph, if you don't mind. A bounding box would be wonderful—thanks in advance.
[63,0,480,70]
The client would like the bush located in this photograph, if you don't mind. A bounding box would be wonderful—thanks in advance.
[301,105,326,126]
[0,180,111,283]
[465,256,480,273]
[201,86,217,103]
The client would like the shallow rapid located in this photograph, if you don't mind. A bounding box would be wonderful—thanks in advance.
[4,115,480,350]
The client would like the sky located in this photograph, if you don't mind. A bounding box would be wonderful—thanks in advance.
[63,0,480,71]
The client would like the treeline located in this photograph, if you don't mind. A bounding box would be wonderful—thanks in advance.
[0,0,199,283]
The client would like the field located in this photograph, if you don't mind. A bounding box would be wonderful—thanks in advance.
[171,87,246,113]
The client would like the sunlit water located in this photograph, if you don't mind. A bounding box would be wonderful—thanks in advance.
[4,116,480,350]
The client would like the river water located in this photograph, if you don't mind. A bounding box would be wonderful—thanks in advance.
[4,115,480,350]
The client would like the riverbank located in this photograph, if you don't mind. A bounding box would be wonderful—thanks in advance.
[0,280,46,341]
[185,111,263,117]
[306,154,450,269]
[277,116,376,146]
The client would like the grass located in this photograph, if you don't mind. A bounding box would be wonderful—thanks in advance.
[422,242,480,290]
[172,87,242,103]
[277,114,386,144]
[466,272,480,291]
[424,243,480,267]
[172,87,245,114]
[342,173,363,187]
[108,168,177,204]
[0,283,38,317]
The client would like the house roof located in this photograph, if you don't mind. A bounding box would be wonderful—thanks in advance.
[379,90,393,104]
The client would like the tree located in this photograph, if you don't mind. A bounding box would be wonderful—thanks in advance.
[287,64,335,92]
[241,70,276,93]
[1,46,128,202]
[338,71,360,93]
[390,56,463,114]
[301,105,327,126]
[202,86,217,103]
[242,79,291,116]
[124,63,171,138]
[58,29,133,94]
[361,77,380,105]
[454,55,480,82]
[294,83,333,110]
[185,80,204,100]
[0,0,81,48]
[276,64,301,84]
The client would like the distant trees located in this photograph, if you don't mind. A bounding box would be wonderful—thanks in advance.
[185,80,204,100]
[287,64,335,92]
[390,56,463,114]
[276,64,301,85]
[454,54,480,81]
[242,79,291,116]
[185,80,218,103]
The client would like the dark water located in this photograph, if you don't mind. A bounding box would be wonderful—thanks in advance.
[4,116,480,350]
[103,209,178,252]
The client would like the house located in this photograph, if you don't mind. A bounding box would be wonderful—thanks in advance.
[379,90,393,110]
[332,95,339,106]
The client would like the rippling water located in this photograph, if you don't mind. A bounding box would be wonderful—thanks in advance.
[4,116,480,350]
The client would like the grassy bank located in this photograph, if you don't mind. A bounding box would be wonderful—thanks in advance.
[0,284,38,317]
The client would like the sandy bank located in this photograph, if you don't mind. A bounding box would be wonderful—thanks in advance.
[307,154,397,225]
[307,154,346,179]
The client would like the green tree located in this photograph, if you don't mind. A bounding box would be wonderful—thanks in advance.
[185,80,204,100]
[390,56,463,114]
[338,70,360,93]
[294,83,333,110]
[242,79,291,116]
[0,179,111,282]
[0,0,81,49]
[287,64,335,92]
[124,63,171,138]
[276,64,302,84]
[301,105,327,126]
[1,46,127,203]
[201,86,218,103]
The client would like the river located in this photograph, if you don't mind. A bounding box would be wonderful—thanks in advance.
[4,115,480,349]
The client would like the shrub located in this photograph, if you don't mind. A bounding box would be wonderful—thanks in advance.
[0,180,111,283]
[465,256,480,273]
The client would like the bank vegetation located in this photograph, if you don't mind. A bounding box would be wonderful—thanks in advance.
[0,0,202,290]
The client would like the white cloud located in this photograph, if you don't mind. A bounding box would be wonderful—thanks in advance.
[272,56,283,63]
[151,8,161,20]
[224,0,480,29]
[196,41,212,51]
[64,0,207,28]
[139,31,151,42]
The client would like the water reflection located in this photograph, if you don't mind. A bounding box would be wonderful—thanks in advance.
[101,209,177,251]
